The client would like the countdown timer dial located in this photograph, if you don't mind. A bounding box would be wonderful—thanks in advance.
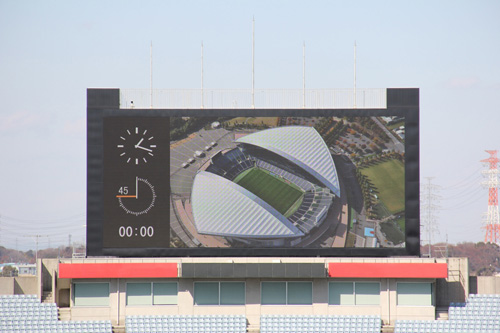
[116,126,157,165]
[116,177,156,216]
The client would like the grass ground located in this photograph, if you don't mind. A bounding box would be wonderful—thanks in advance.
[360,159,405,214]
[395,215,405,232]
[387,121,405,130]
[380,220,405,245]
[372,202,392,220]
[234,167,303,215]
[224,117,278,127]
[349,207,355,229]
[346,232,356,247]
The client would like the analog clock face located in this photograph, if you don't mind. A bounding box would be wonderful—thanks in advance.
[116,177,156,216]
[116,126,157,164]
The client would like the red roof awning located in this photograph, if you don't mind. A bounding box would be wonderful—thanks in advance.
[59,263,178,279]
[328,262,448,278]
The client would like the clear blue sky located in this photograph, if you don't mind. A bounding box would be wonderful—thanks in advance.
[1,1,499,251]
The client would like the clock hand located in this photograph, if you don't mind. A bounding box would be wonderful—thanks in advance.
[135,138,144,147]
[136,177,138,199]
[136,145,153,152]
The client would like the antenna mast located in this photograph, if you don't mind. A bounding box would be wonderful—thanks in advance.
[201,41,204,109]
[150,41,153,108]
[353,41,357,108]
[252,17,255,109]
[303,41,306,108]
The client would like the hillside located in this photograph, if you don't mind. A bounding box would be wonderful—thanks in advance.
[0,245,74,264]
[2,242,499,276]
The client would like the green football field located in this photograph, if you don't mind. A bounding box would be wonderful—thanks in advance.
[234,167,303,215]
[360,159,405,214]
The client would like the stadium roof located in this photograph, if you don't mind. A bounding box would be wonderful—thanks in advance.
[235,126,340,197]
[191,171,304,238]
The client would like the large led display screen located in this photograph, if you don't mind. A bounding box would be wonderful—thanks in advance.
[87,88,419,257]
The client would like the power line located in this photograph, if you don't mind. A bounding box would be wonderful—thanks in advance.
[0,212,85,223]
[441,166,483,190]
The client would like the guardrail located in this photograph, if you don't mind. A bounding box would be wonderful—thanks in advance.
[120,88,387,109]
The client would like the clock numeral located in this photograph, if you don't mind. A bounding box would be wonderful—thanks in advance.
[119,226,133,238]
[119,226,154,238]
[118,187,129,195]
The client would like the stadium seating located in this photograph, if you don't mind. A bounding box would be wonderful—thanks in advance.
[254,159,334,233]
[394,294,500,333]
[260,314,381,333]
[206,147,256,179]
[125,314,247,333]
[0,294,112,333]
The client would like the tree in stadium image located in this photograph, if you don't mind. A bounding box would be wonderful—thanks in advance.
[169,116,405,248]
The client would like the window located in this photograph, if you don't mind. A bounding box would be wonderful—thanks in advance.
[261,282,287,305]
[194,282,245,305]
[329,282,380,305]
[397,282,433,306]
[153,282,178,305]
[74,283,109,306]
[126,282,178,306]
[261,281,313,305]
[355,282,380,305]
[329,282,354,305]
[194,282,219,305]
[127,283,151,305]
[220,282,246,305]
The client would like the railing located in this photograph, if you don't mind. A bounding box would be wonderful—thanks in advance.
[120,88,387,109]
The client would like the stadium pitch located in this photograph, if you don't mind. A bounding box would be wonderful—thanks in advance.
[360,159,405,214]
[234,167,304,216]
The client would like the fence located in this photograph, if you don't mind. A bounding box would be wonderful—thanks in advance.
[120,88,387,109]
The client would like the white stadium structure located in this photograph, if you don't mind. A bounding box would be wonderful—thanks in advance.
[190,126,341,246]
[235,126,341,197]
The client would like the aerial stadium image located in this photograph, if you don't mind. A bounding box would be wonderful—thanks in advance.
[169,115,405,248]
